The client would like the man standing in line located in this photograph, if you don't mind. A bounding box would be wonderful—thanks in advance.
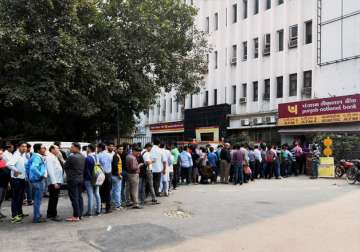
[46,145,64,221]
[64,143,85,222]
[8,142,28,224]
[179,146,193,185]
[125,147,141,209]
[111,145,123,210]
[171,143,180,190]
[207,147,218,182]
[150,139,166,197]
[253,145,262,179]
[220,143,231,184]
[28,144,47,223]
[97,143,113,213]
[231,144,244,186]
[141,143,159,205]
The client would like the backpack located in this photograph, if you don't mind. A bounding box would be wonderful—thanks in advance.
[91,156,105,186]
[265,150,275,163]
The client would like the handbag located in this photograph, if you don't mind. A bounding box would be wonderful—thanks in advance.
[243,165,252,175]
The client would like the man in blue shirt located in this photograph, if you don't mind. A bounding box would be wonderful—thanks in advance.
[97,143,113,213]
[179,146,193,185]
[207,147,218,180]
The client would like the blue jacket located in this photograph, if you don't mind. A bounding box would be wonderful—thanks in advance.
[27,153,46,183]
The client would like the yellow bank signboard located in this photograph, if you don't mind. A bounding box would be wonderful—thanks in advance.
[277,94,360,126]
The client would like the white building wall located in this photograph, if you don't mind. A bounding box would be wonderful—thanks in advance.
[145,0,360,136]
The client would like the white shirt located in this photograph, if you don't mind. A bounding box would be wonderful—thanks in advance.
[7,151,28,179]
[151,145,166,173]
[3,150,13,163]
[143,151,153,171]
[46,153,64,185]
[164,149,173,173]
[254,148,262,162]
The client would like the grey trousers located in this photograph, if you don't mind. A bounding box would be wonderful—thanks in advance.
[220,160,230,184]
[126,174,139,207]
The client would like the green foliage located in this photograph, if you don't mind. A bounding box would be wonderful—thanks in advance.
[313,133,360,161]
[0,0,209,141]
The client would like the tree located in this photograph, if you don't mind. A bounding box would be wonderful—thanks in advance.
[0,0,209,141]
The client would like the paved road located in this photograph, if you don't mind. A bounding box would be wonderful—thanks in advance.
[0,177,359,252]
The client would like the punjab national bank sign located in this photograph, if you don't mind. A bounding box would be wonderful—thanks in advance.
[278,94,360,126]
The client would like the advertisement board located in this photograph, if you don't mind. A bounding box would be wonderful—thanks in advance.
[149,121,184,133]
[278,94,360,126]
[318,157,335,178]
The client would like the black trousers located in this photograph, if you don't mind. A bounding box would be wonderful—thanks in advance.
[181,167,192,184]
[100,173,112,211]
[152,172,161,196]
[47,184,60,218]
[172,164,179,189]
[11,178,25,217]
[67,181,83,218]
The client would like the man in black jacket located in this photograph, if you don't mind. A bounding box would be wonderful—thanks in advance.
[220,143,231,184]
[64,143,85,222]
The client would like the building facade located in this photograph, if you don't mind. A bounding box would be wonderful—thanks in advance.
[144,0,360,144]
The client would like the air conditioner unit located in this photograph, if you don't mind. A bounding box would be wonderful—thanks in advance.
[239,97,247,104]
[288,38,298,48]
[263,47,270,56]
[241,119,250,126]
[301,87,312,97]
[230,57,237,65]
[266,116,276,124]
[253,117,264,125]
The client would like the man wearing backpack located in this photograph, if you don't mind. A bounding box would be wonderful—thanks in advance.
[84,144,101,216]
[64,143,85,222]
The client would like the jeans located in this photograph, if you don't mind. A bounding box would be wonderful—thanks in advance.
[47,184,60,218]
[181,167,192,184]
[11,178,26,217]
[100,173,112,212]
[152,172,161,196]
[84,180,101,215]
[32,181,44,221]
[25,181,33,203]
[126,173,139,207]
[233,164,243,185]
[111,176,122,208]
[312,160,319,178]
[160,173,169,194]
[67,180,84,218]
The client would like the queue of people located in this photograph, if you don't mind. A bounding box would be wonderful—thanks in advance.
[0,140,320,224]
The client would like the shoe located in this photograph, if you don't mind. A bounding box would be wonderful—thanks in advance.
[132,205,142,209]
[105,210,112,214]
[50,216,62,222]
[83,213,92,217]
[19,213,29,218]
[65,216,80,222]
[32,218,47,223]
[115,206,123,211]
[151,200,160,205]
[95,212,101,216]
[27,201,33,206]
[11,215,23,224]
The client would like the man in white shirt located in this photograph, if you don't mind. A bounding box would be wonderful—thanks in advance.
[159,144,172,196]
[253,145,262,179]
[140,143,159,205]
[150,139,166,197]
[7,142,28,223]
[46,145,64,221]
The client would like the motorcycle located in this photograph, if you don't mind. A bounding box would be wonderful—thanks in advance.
[335,160,354,178]
[346,160,360,184]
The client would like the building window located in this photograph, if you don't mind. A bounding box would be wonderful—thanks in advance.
[242,83,247,98]
[278,0,284,5]
[305,20,312,44]
[276,76,283,98]
[232,85,237,104]
[303,70,312,97]
[242,41,248,61]
[289,73,297,96]
[232,44,237,58]
[214,89,218,105]
[253,38,259,58]
[264,79,270,100]
[253,81,258,102]
[204,91,209,106]
[214,51,218,69]
[205,17,209,33]
[254,0,259,14]
[263,33,271,56]
[277,29,284,51]
[266,0,271,10]
[289,25,298,48]
[214,13,219,31]
[243,0,248,19]
[233,4,237,23]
